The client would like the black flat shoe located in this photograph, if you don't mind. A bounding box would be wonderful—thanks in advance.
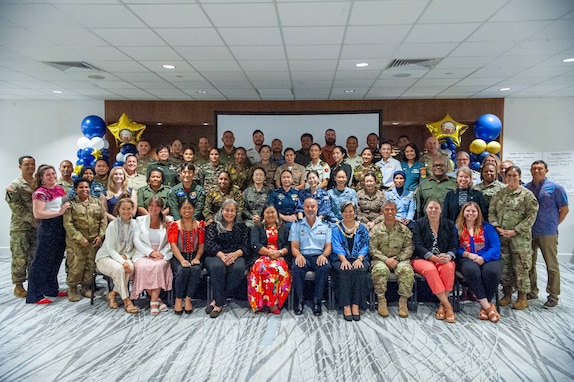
[185,308,193,315]
[205,304,215,314]
[209,308,221,318]
[174,309,183,316]
[294,301,304,315]
[352,314,360,321]
[344,314,353,321]
[312,302,322,316]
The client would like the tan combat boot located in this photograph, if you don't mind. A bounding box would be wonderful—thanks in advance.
[81,285,93,298]
[14,284,27,298]
[398,296,409,318]
[512,292,528,310]
[68,286,80,302]
[499,287,513,307]
[377,296,389,317]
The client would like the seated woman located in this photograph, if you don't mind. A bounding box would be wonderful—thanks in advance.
[268,169,299,228]
[331,201,370,321]
[168,199,205,315]
[101,166,137,221]
[242,167,271,228]
[384,170,416,229]
[356,172,386,231]
[412,199,458,323]
[132,196,173,316]
[456,202,502,322]
[204,199,250,318]
[248,205,291,314]
[328,169,358,223]
[203,171,244,225]
[95,197,139,313]
[296,170,332,222]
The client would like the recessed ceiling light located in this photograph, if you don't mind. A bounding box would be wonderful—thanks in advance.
[562,58,574,63]
[499,87,511,91]
[355,62,369,68]
[392,121,400,125]
[162,64,176,70]
[344,89,355,93]
[52,90,62,94]
[202,122,209,126]
[156,122,163,126]
[393,73,411,78]
[197,91,207,94]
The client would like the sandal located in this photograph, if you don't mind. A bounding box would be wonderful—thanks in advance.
[158,299,168,312]
[435,304,445,320]
[108,292,118,309]
[486,303,500,323]
[150,301,160,316]
[124,299,139,314]
[478,307,488,320]
[445,306,456,323]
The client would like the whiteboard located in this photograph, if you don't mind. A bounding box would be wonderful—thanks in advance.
[216,112,381,152]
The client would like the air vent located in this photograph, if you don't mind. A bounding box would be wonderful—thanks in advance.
[386,58,443,70]
[42,61,102,72]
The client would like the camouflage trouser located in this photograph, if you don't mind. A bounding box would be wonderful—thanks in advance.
[66,241,97,288]
[500,236,532,293]
[10,228,37,284]
[371,260,414,298]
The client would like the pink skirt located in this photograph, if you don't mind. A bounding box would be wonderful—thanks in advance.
[130,257,173,299]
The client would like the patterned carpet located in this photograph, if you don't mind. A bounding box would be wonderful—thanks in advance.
[0,252,572,382]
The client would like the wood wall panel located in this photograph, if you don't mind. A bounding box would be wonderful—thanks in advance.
[105,99,504,160]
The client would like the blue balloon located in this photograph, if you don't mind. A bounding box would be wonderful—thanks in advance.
[81,147,94,158]
[81,115,106,139]
[101,148,110,161]
[448,143,457,151]
[89,159,97,167]
[471,162,481,171]
[76,158,85,166]
[84,154,95,164]
[470,153,480,162]
[445,138,453,144]
[441,143,448,149]
[113,161,124,167]
[76,149,84,158]
[120,144,137,155]
[474,114,502,142]
[480,151,490,160]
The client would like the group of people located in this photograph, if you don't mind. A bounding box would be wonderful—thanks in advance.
[5,128,568,323]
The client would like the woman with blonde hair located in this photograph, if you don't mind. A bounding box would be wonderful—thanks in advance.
[101,166,137,221]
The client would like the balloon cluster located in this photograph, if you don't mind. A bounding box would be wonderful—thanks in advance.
[74,116,110,177]
[426,113,468,169]
[107,113,146,167]
[468,114,502,171]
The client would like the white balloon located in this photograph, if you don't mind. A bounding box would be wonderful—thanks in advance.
[77,137,90,148]
[90,137,105,150]
[116,153,125,162]
[103,139,110,149]
[444,149,452,157]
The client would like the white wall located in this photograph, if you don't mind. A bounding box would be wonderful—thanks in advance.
[0,100,105,250]
[503,97,574,260]
[1,98,572,260]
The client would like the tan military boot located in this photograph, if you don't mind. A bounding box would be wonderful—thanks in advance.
[499,287,513,307]
[512,292,528,310]
[68,286,80,302]
[398,296,409,318]
[377,297,389,317]
[14,284,27,298]
[81,285,93,298]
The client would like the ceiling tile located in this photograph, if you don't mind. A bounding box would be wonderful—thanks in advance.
[189,60,242,72]
[350,0,427,25]
[239,61,289,72]
[156,28,225,46]
[278,2,351,26]
[176,46,235,61]
[92,28,166,46]
[219,28,283,46]
[419,0,502,23]
[291,71,334,81]
[405,23,481,43]
[282,27,345,45]
[339,44,398,60]
[490,0,574,21]
[127,4,212,27]
[393,43,458,58]
[230,46,286,60]
[469,21,551,42]
[450,41,514,57]
[119,47,181,61]
[289,59,338,71]
[55,4,146,28]
[345,25,411,44]
[1,3,80,28]
[202,3,278,27]
[286,45,340,60]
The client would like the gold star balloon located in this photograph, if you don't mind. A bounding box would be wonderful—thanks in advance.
[425,113,468,146]
[107,113,146,147]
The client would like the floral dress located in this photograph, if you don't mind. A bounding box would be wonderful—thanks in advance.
[247,225,292,311]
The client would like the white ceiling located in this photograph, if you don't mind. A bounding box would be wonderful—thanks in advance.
[1,0,573,101]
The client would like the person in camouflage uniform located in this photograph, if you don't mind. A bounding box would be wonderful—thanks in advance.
[226,147,252,190]
[56,160,74,193]
[63,178,108,301]
[5,155,37,297]
[167,163,205,221]
[351,148,382,191]
[489,166,539,310]
[242,167,271,227]
[356,172,386,231]
[196,148,225,192]
[136,139,155,176]
[370,201,414,318]
[203,171,244,225]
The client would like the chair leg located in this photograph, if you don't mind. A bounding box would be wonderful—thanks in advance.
[206,275,213,305]
[412,276,419,313]
[90,273,96,306]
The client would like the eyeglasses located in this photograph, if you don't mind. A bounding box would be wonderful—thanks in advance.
[433,164,446,168]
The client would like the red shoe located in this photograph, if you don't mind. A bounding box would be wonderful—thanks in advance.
[270,306,281,315]
[57,291,68,297]
[36,298,53,304]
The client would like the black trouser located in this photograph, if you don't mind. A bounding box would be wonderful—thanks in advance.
[204,256,246,307]
[459,257,502,301]
[171,257,201,299]
[331,260,370,307]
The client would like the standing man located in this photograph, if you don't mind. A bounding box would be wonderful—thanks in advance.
[195,136,211,166]
[295,133,313,166]
[322,129,337,166]
[395,135,410,161]
[289,197,332,316]
[136,138,155,175]
[448,151,480,185]
[219,130,237,166]
[420,136,454,173]
[370,201,414,318]
[57,160,74,193]
[93,159,110,186]
[345,135,362,170]
[271,139,285,166]
[416,156,456,218]
[526,160,569,308]
[246,129,265,164]
[366,133,382,163]
[5,155,37,297]
[376,140,402,190]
